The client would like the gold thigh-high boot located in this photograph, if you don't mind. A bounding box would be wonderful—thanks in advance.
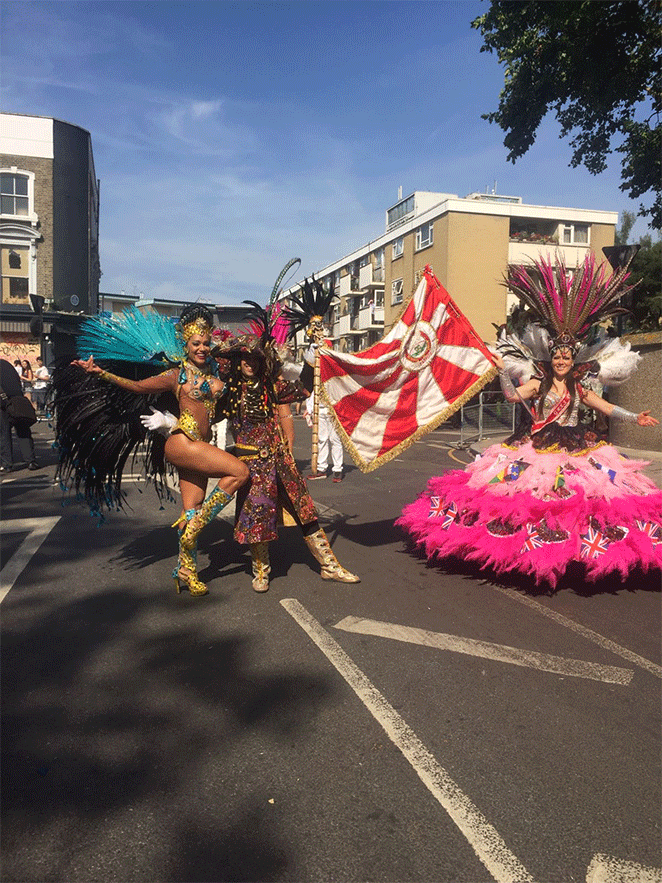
[249,542,271,592]
[179,486,233,552]
[304,528,360,583]
[171,508,208,596]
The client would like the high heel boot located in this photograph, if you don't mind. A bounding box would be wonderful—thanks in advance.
[304,528,360,583]
[172,508,208,596]
[250,542,271,592]
[180,486,234,552]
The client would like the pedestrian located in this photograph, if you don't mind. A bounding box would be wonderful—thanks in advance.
[21,359,34,403]
[305,386,344,481]
[32,357,51,415]
[0,358,39,473]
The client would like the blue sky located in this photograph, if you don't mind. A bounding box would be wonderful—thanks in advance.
[1,1,651,304]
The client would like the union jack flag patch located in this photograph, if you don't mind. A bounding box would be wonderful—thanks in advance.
[428,496,446,518]
[580,526,611,559]
[441,501,459,529]
[520,523,544,553]
[636,520,662,545]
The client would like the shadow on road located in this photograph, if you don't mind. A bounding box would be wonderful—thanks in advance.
[399,537,662,597]
[2,585,334,881]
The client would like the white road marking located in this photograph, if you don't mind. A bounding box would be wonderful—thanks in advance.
[281,598,537,883]
[0,475,53,485]
[494,586,662,679]
[334,615,633,685]
[1,516,61,603]
[586,854,662,883]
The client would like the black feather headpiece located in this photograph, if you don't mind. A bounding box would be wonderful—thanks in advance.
[281,277,336,338]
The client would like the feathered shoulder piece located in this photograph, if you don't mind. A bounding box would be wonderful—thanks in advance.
[77,305,183,366]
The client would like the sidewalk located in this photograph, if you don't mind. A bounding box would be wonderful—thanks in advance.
[468,434,662,490]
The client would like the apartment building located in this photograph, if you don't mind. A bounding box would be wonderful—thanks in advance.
[99,292,253,336]
[282,190,617,352]
[0,112,101,364]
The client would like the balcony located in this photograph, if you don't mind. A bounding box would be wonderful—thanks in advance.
[508,241,590,268]
[358,305,385,330]
[339,274,361,297]
[334,313,351,337]
[359,264,385,289]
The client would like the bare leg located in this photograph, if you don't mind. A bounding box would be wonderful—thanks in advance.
[165,436,249,596]
[165,434,249,494]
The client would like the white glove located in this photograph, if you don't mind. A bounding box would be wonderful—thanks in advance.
[303,344,318,366]
[140,407,177,436]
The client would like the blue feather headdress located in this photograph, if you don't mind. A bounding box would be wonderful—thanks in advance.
[77,306,184,365]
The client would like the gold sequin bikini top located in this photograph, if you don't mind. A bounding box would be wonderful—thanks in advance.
[174,362,224,441]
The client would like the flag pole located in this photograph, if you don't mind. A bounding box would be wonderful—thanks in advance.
[311,342,321,474]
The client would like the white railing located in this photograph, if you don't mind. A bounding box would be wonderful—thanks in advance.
[358,306,385,329]
[359,264,373,288]
[339,275,352,297]
[508,241,590,268]
[335,314,351,337]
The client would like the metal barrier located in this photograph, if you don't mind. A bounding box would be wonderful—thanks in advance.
[460,391,516,446]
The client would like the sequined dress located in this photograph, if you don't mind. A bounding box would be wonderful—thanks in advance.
[397,387,662,587]
[230,378,317,544]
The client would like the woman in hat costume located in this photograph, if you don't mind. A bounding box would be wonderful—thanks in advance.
[212,299,359,591]
[398,253,661,588]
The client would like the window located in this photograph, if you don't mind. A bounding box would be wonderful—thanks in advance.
[562,223,589,245]
[1,245,30,305]
[0,173,29,217]
[374,289,384,307]
[391,278,403,305]
[387,195,415,230]
[392,237,403,259]
[415,222,433,250]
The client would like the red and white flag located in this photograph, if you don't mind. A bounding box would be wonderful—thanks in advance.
[319,266,497,472]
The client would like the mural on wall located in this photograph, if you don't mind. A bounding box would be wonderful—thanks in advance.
[0,332,41,365]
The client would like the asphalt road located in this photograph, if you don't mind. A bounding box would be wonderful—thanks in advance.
[2,419,661,883]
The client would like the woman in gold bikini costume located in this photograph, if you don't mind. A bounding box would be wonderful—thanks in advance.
[72,305,249,596]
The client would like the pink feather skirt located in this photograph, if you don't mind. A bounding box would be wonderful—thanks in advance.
[397,436,662,588]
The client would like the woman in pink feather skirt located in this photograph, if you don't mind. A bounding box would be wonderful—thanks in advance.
[397,253,662,588]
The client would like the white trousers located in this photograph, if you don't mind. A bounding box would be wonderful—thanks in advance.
[317,413,343,474]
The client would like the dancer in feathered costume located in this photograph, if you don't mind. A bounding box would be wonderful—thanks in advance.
[398,253,661,588]
[59,304,249,596]
[211,295,359,591]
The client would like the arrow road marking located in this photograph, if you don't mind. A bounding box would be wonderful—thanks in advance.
[1,516,61,603]
[334,615,634,686]
[586,854,662,883]
[282,598,537,883]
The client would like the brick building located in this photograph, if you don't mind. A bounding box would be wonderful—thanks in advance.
[0,112,100,365]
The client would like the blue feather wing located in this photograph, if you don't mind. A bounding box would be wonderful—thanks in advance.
[77,307,183,365]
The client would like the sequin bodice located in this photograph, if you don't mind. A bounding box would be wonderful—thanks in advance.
[174,362,224,442]
[540,390,580,427]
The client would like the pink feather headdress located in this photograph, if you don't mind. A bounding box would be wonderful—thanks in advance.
[505,253,635,355]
